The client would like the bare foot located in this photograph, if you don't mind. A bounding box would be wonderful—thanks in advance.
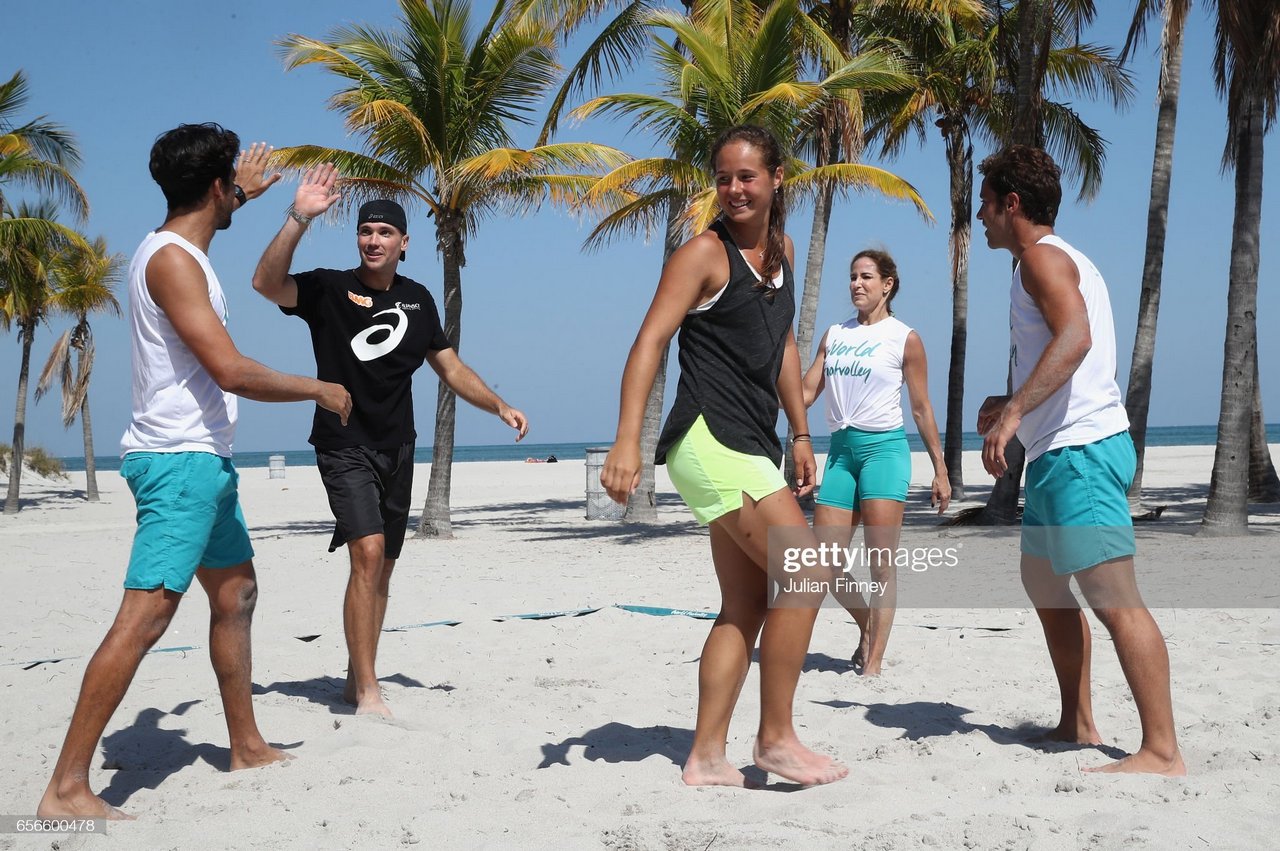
[37,786,133,820]
[355,694,393,718]
[681,757,755,788]
[1036,721,1103,746]
[1082,747,1186,776]
[753,738,848,786]
[342,681,357,706]
[230,743,294,771]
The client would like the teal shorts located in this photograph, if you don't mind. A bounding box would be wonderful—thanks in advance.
[666,415,788,525]
[816,426,911,511]
[121,452,255,593]
[1022,431,1137,575]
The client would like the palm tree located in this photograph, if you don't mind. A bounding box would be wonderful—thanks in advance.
[1,70,88,515]
[274,0,628,537]
[1201,0,1280,535]
[1248,358,1280,501]
[1118,0,1191,515]
[858,0,996,501]
[35,236,123,502]
[569,0,933,520]
[959,0,1131,524]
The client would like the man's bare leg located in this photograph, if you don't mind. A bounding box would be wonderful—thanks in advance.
[342,534,392,717]
[37,588,181,818]
[856,500,903,677]
[731,489,848,786]
[1020,554,1101,744]
[681,521,767,788]
[344,554,395,702]
[197,562,290,769]
[1076,558,1185,775]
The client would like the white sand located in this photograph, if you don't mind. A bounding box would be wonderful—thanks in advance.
[1,446,1278,849]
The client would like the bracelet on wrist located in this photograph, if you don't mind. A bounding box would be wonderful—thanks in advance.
[287,206,314,227]
[791,434,812,443]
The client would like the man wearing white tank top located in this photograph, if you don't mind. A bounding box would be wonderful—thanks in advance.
[976,145,1183,775]
[38,124,352,819]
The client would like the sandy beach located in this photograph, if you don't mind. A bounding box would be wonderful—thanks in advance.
[1,445,1277,849]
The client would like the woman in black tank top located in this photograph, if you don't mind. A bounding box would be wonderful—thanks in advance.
[600,126,848,788]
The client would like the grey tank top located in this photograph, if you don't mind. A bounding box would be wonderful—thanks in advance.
[655,219,795,466]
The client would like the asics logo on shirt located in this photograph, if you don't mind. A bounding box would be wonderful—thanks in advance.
[351,308,408,362]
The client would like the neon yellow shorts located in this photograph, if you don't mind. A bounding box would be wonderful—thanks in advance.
[666,415,787,525]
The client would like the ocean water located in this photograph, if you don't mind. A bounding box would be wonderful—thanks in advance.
[57,424,1276,472]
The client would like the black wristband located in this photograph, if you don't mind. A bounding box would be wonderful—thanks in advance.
[234,184,247,206]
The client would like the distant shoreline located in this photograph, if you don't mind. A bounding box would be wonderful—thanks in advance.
[56,423,1280,471]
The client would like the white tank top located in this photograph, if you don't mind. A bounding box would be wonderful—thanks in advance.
[1010,234,1128,462]
[822,316,912,433]
[120,231,237,458]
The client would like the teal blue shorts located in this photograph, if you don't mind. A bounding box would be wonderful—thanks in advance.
[1022,431,1137,575]
[121,452,255,593]
[816,426,911,511]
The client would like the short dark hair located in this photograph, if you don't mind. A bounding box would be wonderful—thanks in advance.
[149,123,239,211]
[978,145,1062,226]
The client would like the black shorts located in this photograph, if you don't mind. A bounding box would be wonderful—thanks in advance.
[315,443,415,560]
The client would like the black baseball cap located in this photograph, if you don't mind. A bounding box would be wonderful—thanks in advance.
[357,199,407,234]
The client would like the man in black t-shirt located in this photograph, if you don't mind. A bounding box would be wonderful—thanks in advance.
[253,164,528,717]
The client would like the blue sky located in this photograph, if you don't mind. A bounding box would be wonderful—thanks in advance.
[3,0,1276,458]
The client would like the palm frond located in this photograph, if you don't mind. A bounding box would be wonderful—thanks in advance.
[34,328,70,403]
[1040,100,1106,200]
[786,162,934,222]
[538,0,654,144]
[270,145,435,221]
[581,188,684,252]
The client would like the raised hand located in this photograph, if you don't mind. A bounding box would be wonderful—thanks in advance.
[234,143,283,200]
[294,163,343,219]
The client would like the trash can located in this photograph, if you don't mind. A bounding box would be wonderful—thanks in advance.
[585,447,625,520]
[268,454,286,479]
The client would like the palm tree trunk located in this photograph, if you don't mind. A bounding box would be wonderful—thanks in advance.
[624,195,685,522]
[1248,352,1279,501]
[973,0,1053,525]
[1011,0,1049,149]
[942,120,972,500]
[418,212,466,539]
[1202,94,1264,536]
[783,179,835,499]
[1125,12,1184,512]
[4,322,35,514]
[80,386,99,502]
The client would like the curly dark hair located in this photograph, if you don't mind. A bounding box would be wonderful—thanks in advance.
[978,145,1062,226]
[710,125,786,287]
[149,123,239,211]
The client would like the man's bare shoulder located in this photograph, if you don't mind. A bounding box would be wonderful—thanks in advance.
[1020,241,1079,292]
[144,243,208,306]
[145,242,202,280]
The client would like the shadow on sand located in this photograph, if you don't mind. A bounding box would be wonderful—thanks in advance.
[811,696,1126,759]
[254,672,427,713]
[97,700,301,808]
